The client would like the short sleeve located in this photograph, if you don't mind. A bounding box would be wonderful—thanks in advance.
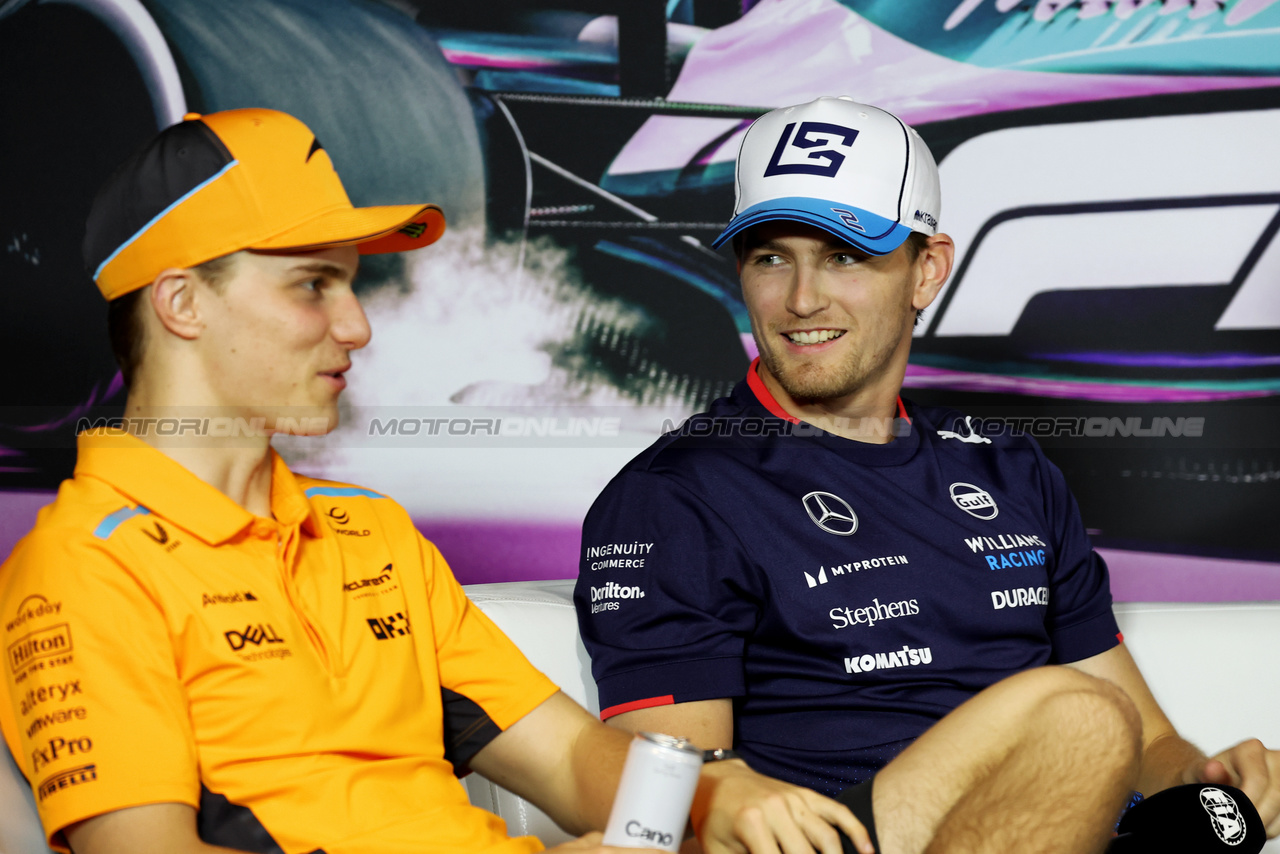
[1035,453,1123,663]
[574,470,762,719]
[415,534,558,769]
[0,530,199,850]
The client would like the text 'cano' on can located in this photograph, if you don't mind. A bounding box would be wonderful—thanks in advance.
[602,732,704,851]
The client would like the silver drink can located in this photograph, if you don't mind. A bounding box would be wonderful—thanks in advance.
[602,732,704,851]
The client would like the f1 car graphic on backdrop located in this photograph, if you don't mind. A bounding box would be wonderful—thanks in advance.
[1,0,1277,558]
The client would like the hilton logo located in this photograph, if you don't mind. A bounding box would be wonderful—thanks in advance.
[950,483,998,520]
[8,624,72,673]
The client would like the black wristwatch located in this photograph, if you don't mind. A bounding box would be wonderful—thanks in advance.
[701,748,743,763]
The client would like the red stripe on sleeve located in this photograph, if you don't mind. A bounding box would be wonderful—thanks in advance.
[1116,632,1124,644]
[600,695,675,720]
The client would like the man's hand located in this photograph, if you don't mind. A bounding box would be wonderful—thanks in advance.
[1188,738,1280,838]
[691,759,872,854]
[547,830,666,852]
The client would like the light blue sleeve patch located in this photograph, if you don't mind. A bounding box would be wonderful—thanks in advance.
[92,505,151,540]
[303,486,386,499]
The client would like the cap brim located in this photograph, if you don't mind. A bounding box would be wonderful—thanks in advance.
[251,203,446,255]
[711,197,908,256]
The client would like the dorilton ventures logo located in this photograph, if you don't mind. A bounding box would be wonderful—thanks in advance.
[950,482,998,520]
[802,492,858,536]
[8,624,72,673]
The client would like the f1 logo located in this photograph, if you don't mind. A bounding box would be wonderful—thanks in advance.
[765,122,860,178]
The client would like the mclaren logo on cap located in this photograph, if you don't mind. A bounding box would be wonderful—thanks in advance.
[803,491,858,536]
[306,136,324,162]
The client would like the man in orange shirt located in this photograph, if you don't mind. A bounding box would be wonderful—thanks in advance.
[0,109,868,854]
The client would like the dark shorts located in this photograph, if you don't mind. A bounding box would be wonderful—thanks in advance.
[837,777,879,854]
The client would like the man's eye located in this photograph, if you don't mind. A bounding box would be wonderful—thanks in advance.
[753,254,783,266]
[832,253,858,266]
[301,278,322,291]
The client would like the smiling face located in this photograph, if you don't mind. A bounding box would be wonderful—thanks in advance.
[194,246,369,434]
[739,221,950,419]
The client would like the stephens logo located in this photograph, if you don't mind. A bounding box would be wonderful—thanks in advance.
[830,598,919,630]
[367,612,410,640]
[8,624,72,674]
[37,763,96,802]
[224,624,285,651]
[1199,787,1247,845]
[950,483,998,520]
[802,492,859,536]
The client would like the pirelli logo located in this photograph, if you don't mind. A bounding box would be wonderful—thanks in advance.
[37,763,97,801]
[8,623,72,673]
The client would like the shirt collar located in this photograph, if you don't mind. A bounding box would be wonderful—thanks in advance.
[745,358,912,425]
[74,430,321,545]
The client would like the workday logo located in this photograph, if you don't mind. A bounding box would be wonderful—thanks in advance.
[803,492,858,537]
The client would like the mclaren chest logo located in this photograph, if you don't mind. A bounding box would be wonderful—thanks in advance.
[802,491,858,537]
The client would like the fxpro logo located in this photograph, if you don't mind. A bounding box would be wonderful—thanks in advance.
[919,109,1280,343]
[950,483,998,520]
[31,735,92,772]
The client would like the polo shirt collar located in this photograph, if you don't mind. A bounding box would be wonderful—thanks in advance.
[75,430,322,544]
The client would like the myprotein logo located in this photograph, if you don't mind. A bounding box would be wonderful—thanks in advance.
[805,554,909,588]
[31,735,92,772]
[223,624,285,651]
[5,595,62,634]
[8,624,72,674]
[950,482,998,520]
[36,763,96,802]
[803,491,859,536]
[1199,787,1247,846]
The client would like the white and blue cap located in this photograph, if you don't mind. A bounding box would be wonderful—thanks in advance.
[712,97,941,254]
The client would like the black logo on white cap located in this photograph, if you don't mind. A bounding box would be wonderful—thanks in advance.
[803,491,858,536]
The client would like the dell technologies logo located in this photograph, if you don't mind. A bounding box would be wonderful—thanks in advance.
[803,492,858,537]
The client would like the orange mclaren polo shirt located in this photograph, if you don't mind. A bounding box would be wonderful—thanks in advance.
[0,430,558,854]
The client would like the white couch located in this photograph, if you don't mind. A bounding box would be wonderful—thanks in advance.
[1,581,1276,852]
[462,580,1280,851]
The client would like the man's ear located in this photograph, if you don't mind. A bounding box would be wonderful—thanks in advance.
[912,233,955,312]
[148,268,205,340]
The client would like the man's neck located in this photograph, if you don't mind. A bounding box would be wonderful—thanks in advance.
[756,361,906,444]
[121,392,276,518]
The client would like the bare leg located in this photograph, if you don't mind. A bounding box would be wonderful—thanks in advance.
[873,666,1142,854]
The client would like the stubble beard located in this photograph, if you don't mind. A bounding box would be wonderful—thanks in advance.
[755,314,911,405]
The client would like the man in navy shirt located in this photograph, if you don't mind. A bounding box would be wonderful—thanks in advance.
[575,97,1280,853]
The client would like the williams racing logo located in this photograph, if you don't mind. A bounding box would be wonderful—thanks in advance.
[802,491,859,537]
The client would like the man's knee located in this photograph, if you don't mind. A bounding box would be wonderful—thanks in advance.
[1005,667,1143,759]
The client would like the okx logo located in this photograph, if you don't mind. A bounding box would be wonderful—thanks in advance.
[367,612,411,640]
[764,122,859,178]
[224,624,285,651]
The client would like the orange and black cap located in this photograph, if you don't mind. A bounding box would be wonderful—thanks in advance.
[84,108,446,300]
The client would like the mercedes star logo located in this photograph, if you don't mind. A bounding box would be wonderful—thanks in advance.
[802,491,858,536]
